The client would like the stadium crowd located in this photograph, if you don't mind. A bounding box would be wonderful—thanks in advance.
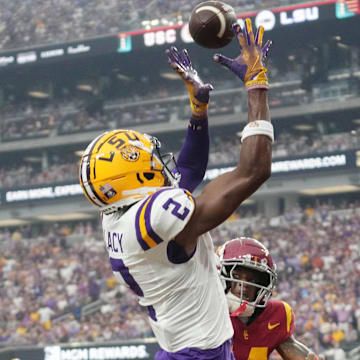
[0,35,358,144]
[0,200,359,359]
[0,0,315,51]
[0,129,359,190]
[208,131,360,166]
[0,221,153,345]
[0,80,360,142]
[0,1,358,360]
[0,74,357,143]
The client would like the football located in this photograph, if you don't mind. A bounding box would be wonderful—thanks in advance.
[189,1,238,49]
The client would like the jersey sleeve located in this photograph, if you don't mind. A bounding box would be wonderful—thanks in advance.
[281,301,295,340]
[134,187,195,251]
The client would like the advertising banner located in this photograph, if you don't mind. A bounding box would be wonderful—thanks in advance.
[0,341,160,360]
[1,150,359,204]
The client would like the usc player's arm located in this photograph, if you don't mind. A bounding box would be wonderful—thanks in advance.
[276,336,324,360]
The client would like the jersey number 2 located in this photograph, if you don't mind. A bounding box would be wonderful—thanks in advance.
[162,198,189,220]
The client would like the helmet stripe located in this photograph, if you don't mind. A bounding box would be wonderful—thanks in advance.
[80,158,105,207]
[88,178,108,205]
[80,132,108,207]
[79,158,101,207]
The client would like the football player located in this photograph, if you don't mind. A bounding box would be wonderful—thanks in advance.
[218,238,324,360]
[79,19,273,360]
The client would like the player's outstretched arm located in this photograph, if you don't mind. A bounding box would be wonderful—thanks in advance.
[166,47,211,192]
[213,19,272,91]
[176,118,210,192]
[276,336,324,360]
[166,46,213,120]
[175,18,273,255]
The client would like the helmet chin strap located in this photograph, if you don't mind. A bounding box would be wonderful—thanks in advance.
[226,291,255,318]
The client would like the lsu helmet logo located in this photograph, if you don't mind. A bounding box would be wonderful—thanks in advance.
[79,129,179,213]
[121,145,140,162]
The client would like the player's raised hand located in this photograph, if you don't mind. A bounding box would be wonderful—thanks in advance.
[213,18,271,91]
[166,46,213,115]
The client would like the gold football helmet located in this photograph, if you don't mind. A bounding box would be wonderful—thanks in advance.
[79,129,180,213]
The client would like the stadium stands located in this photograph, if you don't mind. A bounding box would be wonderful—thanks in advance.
[0,0,320,50]
[0,201,359,358]
[0,2,359,359]
[1,129,360,189]
[0,38,358,144]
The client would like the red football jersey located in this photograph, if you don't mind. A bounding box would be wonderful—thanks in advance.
[231,299,295,360]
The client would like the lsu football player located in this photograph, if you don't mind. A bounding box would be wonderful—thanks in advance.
[218,238,324,360]
[80,19,273,360]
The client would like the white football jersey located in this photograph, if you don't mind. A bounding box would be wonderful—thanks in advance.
[102,187,233,352]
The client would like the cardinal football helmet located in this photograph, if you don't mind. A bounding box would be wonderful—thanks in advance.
[218,237,277,311]
[79,129,180,213]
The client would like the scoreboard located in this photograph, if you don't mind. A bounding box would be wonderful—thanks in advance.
[0,0,357,68]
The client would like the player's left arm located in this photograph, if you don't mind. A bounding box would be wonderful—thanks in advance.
[276,335,324,360]
[167,47,212,192]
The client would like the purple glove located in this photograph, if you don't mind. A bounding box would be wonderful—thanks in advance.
[214,19,272,90]
[166,46,213,113]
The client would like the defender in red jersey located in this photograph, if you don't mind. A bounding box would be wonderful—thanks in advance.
[218,238,323,360]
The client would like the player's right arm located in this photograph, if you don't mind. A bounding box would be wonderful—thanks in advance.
[169,19,273,255]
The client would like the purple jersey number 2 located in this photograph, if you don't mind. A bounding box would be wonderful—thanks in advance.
[162,198,190,220]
